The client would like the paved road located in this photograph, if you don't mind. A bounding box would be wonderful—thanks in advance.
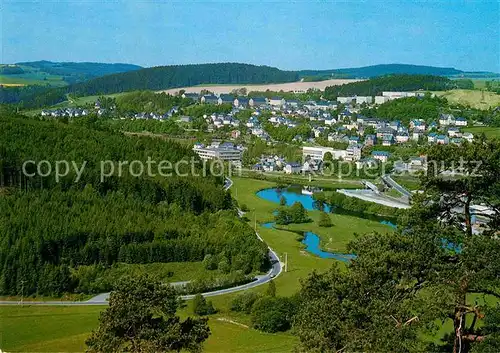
[337,189,411,209]
[0,177,282,306]
[382,175,412,199]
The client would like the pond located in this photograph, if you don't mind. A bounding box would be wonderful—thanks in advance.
[256,187,397,261]
[256,187,331,212]
[302,232,357,262]
[256,187,397,227]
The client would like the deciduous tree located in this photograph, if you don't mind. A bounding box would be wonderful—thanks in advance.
[86,275,210,353]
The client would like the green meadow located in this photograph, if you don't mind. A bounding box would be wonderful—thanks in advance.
[463,126,500,139]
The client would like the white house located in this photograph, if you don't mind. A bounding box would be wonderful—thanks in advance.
[396,133,410,144]
[427,132,438,143]
[447,127,461,137]
[410,119,426,131]
[269,97,285,106]
[345,145,362,161]
[249,97,267,107]
[324,117,337,126]
[412,131,424,141]
[463,132,474,142]
[375,96,390,104]
[439,114,455,126]
[372,151,390,163]
[436,135,449,145]
[284,163,302,174]
[355,96,373,105]
[455,117,468,126]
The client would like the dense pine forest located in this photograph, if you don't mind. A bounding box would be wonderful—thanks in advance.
[0,85,68,108]
[68,63,299,96]
[0,116,268,296]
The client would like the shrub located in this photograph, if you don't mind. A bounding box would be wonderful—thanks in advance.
[193,294,216,316]
[230,292,261,313]
[218,258,231,274]
[251,296,297,333]
[203,254,218,270]
[231,254,253,274]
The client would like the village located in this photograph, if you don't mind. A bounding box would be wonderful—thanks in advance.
[38,89,480,178]
[176,91,476,176]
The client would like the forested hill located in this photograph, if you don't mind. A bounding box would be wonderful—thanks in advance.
[298,64,463,79]
[323,74,454,99]
[0,115,269,297]
[68,63,299,96]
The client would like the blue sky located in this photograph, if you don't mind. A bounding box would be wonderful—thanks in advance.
[2,0,499,72]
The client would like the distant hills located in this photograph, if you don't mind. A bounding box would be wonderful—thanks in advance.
[1,61,143,85]
[2,61,498,90]
[1,61,498,109]
[67,62,499,97]
[298,64,465,79]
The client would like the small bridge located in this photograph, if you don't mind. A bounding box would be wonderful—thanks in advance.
[382,175,412,199]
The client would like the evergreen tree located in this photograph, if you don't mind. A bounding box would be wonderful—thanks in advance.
[318,211,332,227]
[290,202,310,223]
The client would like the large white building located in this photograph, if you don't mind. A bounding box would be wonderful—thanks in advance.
[355,96,373,105]
[302,146,347,161]
[382,91,425,100]
[345,145,362,161]
[193,143,242,162]
[375,96,390,104]
[337,96,355,104]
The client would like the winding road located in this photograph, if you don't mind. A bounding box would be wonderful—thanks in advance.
[0,177,282,306]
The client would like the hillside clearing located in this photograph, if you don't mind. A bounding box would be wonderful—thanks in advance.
[434,89,500,109]
[159,78,362,95]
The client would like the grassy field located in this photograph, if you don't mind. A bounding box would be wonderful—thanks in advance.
[391,174,421,191]
[0,73,67,87]
[278,208,392,254]
[230,176,394,293]
[102,261,212,282]
[0,306,102,352]
[463,126,500,139]
[0,305,296,352]
[434,89,500,109]
[240,170,365,189]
